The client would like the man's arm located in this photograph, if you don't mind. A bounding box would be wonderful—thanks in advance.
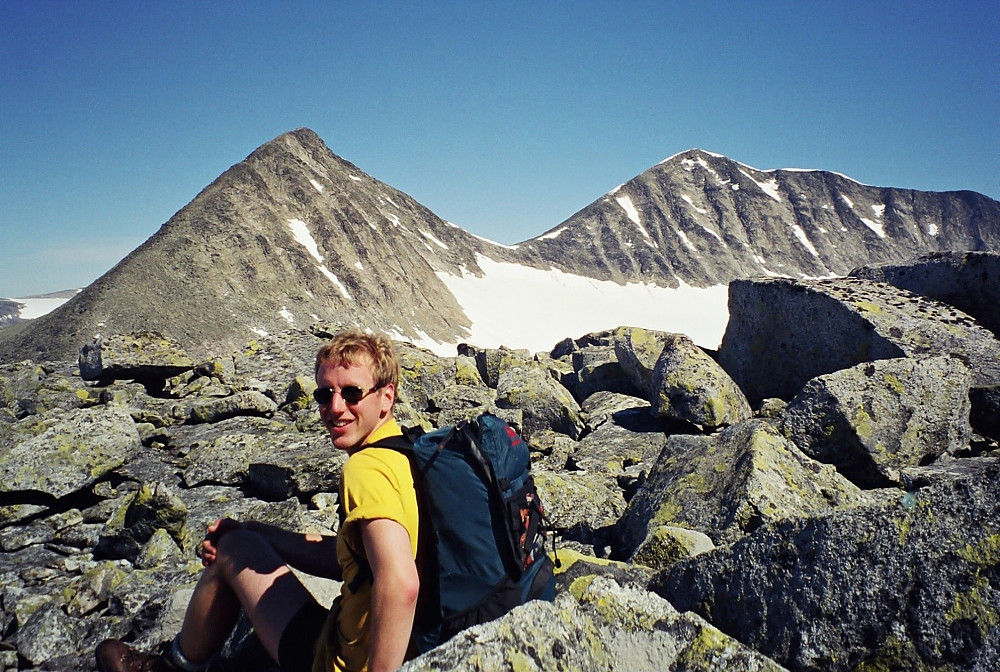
[202,518,342,581]
[361,518,419,672]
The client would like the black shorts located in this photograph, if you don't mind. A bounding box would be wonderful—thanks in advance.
[277,601,328,672]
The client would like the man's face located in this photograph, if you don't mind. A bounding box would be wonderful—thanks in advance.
[315,357,395,453]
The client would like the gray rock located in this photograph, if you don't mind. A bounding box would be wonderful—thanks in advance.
[78,332,195,383]
[569,345,640,402]
[403,575,789,671]
[496,362,584,439]
[653,457,1000,672]
[0,405,140,499]
[719,276,1000,404]
[851,250,1000,338]
[781,356,973,487]
[187,390,279,424]
[617,419,869,552]
[613,325,676,397]
[651,332,752,429]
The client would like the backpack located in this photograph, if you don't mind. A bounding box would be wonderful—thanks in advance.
[343,413,556,654]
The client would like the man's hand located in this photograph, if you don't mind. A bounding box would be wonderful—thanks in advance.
[201,518,243,566]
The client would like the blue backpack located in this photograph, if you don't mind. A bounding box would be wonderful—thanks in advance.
[345,413,556,653]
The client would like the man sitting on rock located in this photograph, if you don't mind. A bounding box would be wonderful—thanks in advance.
[97,330,420,672]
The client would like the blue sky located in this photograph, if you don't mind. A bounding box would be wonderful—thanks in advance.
[2,1,998,297]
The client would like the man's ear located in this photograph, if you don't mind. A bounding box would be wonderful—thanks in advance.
[379,383,396,416]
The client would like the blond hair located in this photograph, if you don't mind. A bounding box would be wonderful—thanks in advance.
[314,330,400,390]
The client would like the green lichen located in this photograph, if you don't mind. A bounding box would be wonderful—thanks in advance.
[854,408,874,440]
[882,373,905,395]
[568,575,597,601]
[955,533,1000,566]
[946,575,999,637]
[854,300,883,316]
[651,500,684,528]
[853,633,928,672]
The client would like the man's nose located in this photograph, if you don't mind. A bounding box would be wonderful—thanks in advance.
[329,391,348,412]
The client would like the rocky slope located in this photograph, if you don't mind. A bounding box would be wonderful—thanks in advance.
[517,150,1000,286]
[2,253,999,671]
[0,129,515,364]
[2,130,998,365]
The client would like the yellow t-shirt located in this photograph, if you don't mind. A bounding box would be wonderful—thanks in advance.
[314,419,419,672]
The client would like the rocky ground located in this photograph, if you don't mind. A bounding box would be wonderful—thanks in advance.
[2,265,1000,671]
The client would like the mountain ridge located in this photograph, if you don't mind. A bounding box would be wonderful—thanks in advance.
[1,128,997,363]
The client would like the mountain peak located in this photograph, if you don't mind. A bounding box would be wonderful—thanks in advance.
[1,130,997,364]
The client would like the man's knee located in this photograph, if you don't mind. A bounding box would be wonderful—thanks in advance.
[215,529,286,576]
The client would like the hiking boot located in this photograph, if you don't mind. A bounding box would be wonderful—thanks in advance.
[96,639,179,672]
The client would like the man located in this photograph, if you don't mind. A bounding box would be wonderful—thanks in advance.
[96,330,420,672]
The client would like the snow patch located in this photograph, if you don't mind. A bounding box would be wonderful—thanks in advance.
[420,229,449,249]
[472,232,518,250]
[309,179,324,193]
[872,204,886,218]
[928,222,939,235]
[840,194,855,209]
[251,327,269,337]
[349,175,363,182]
[681,194,708,215]
[675,228,698,253]
[790,225,820,257]
[861,218,886,238]
[4,294,78,320]
[280,307,295,324]
[540,227,567,240]
[318,266,353,300]
[431,254,730,355]
[615,194,654,243]
[288,219,323,263]
[739,170,781,202]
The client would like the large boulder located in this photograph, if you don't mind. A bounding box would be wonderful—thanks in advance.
[652,457,1000,672]
[651,333,752,429]
[403,575,789,672]
[781,356,973,488]
[718,276,1000,404]
[78,332,196,383]
[0,405,140,499]
[613,326,677,397]
[616,419,868,553]
[851,250,1000,338]
[496,361,584,439]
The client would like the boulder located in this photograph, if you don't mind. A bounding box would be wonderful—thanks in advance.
[617,419,869,553]
[652,457,1000,672]
[569,345,640,402]
[0,405,140,499]
[496,361,584,439]
[851,250,1000,338]
[187,390,278,424]
[403,575,789,672]
[718,276,1000,404]
[613,325,676,397]
[651,333,752,429]
[781,356,973,488]
[78,332,196,383]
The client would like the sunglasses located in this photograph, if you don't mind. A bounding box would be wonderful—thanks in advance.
[313,385,381,406]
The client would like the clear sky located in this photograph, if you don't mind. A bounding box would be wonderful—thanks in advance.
[2,1,998,298]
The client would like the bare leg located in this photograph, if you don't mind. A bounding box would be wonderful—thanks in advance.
[176,529,317,665]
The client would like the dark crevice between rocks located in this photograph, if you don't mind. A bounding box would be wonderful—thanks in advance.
[0,487,104,528]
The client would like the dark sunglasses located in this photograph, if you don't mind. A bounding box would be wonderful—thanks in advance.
[313,385,381,406]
